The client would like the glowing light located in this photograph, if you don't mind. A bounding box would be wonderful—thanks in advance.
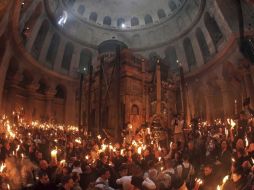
[196,178,203,185]
[0,163,6,172]
[222,175,229,184]
[137,147,142,154]
[121,23,126,28]
[58,11,68,26]
[51,149,57,160]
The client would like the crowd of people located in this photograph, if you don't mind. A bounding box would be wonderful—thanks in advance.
[0,109,253,190]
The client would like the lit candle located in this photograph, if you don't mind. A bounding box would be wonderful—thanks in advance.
[51,149,57,161]
[234,99,238,115]
[0,163,6,173]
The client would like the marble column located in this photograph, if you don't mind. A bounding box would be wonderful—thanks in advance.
[243,70,254,107]
[53,39,65,71]
[25,16,44,52]
[186,85,195,124]
[202,24,216,55]
[65,85,77,124]
[45,87,57,122]
[191,35,204,66]
[0,42,12,113]
[175,42,189,72]
[202,84,214,123]
[217,79,234,118]
[38,29,53,63]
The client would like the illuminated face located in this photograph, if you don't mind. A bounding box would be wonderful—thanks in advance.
[204,167,212,176]
[232,173,241,182]
[40,175,49,184]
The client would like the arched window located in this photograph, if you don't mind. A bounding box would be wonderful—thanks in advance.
[46,33,60,66]
[61,42,74,70]
[183,38,197,70]
[131,17,139,26]
[37,79,48,95]
[144,14,153,24]
[79,50,92,71]
[117,18,125,27]
[204,12,223,47]
[157,9,166,19]
[169,0,177,11]
[77,5,85,15]
[32,20,49,59]
[103,16,111,25]
[196,28,210,62]
[165,46,178,72]
[131,105,139,115]
[89,12,98,22]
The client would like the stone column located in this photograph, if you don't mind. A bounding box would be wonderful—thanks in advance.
[0,42,12,113]
[186,84,195,124]
[69,46,81,76]
[201,84,214,123]
[25,82,40,121]
[19,0,40,31]
[175,42,189,72]
[217,80,234,118]
[45,87,57,122]
[243,70,254,107]
[65,85,77,124]
[38,30,53,63]
[25,16,44,52]
[156,60,161,115]
[53,39,65,71]
[202,24,216,55]
[191,35,204,66]
[212,1,232,40]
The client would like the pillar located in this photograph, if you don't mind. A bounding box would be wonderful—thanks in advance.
[0,42,12,113]
[217,79,235,118]
[191,35,205,66]
[65,85,77,124]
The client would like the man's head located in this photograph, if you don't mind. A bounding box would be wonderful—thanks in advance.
[119,164,128,177]
[62,175,74,190]
[203,164,213,176]
[39,160,48,170]
[232,166,244,183]
[38,171,49,185]
[100,167,111,180]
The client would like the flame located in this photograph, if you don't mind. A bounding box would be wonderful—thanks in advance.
[222,175,229,184]
[0,163,6,172]
[75,138,82,144]
[245,136,249,147]
[137,147,142,154]
[97,135,101,140]
[196,178,203,185]
[217,185,221,190]
[60,160,66,165]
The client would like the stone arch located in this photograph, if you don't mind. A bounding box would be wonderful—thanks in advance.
[77,5,85,15]
[32,19,49,59]
[103,16,111,25]
[61,42,74,70]
[46,33,60,66]
[131,17,139,26]
[204,12,223,47]
[89,12,98,22]
[183,38,197,71]
[196,28,210,62]
[157,9,166,19]
[144,14,153,24]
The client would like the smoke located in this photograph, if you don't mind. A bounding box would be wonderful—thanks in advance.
[4,157,38,189]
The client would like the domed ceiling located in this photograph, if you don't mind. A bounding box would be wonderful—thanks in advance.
[46,0,203,50]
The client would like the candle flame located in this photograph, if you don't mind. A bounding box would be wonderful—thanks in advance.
[0,163,6,172]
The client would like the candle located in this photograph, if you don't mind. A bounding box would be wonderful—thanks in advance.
[234,99,238,115]
[51,149,57,161]
[0,163,6,172]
